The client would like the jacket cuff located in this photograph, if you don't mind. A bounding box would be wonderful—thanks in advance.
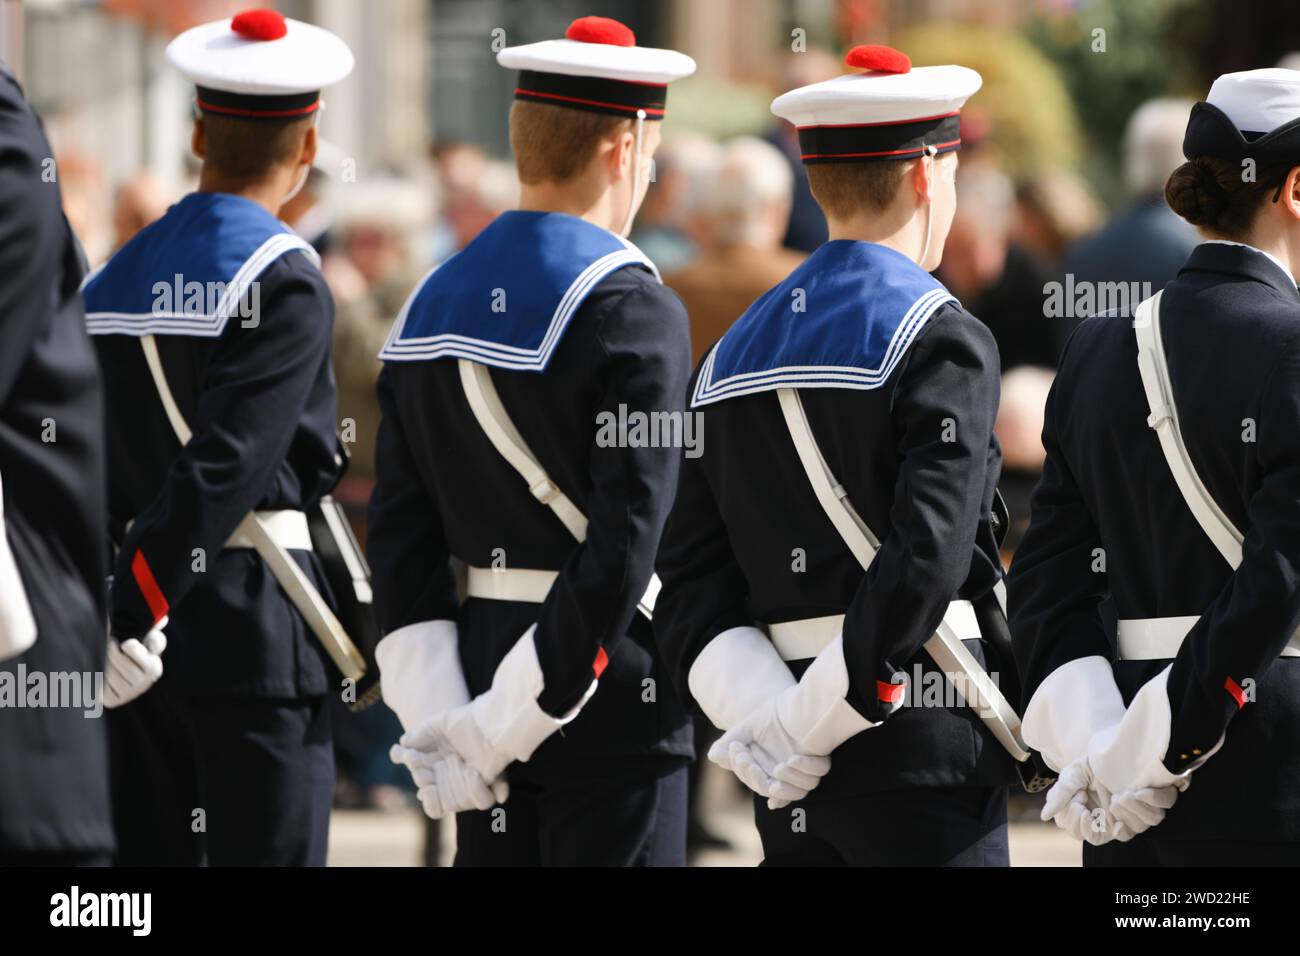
[1022,654,1126,774]
[377,619,468,732]
[687,625,796,730]
[777,635,878,755]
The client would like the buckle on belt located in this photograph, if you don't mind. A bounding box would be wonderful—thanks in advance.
[1016,756,1056,794]
[529,478,560,505]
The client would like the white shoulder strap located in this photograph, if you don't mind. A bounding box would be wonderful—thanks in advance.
[138,335,365,680]
[0,471,37,662]
[1133,292,1244,567]
[457,358,658,617]
[776,387,1030,762]
[458,359,589,541]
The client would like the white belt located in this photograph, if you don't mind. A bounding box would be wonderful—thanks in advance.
[225,510,313,551]
[466,566,558,604]
[1119,615,1300,660]
[768,599,980,662]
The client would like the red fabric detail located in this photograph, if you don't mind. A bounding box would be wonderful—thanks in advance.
[593,646,609,678]
[845,45,911,74]
[231,8,288,41]
[514,88,664,117]
[130,549,169,625]
[566,16,636,47]
[1224,675,1247,709]
[877,679,906,705]
[196,97,320,118]
[800,137,962,161]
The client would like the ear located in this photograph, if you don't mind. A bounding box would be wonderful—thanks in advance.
[607,129,636,182]
[1284,165,1300,222]
[300,122,318,169]
[191,118,206,161]
[910,153,934,204]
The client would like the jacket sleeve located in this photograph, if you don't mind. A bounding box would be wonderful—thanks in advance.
[1004,331,1114,703]
[652,371,755,715]
[532,278,692,716]
[0,75,68,405]
[366,365,459,633]
[109,257,335,639]
[840,309,1003,722]
[1162,335,1300,769]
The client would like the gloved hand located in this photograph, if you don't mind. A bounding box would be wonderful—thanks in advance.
[390,742,508,819]
[707,700,831,809]
[1085,663,1219,836]
[1039,757,1178,845]
[711,635,884,809]
[104,623,167,709]
[399,624,595,787]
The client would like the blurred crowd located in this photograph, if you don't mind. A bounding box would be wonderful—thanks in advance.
[71,44,1223,856]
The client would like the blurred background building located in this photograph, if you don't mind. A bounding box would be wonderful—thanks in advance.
[6,0,1300,864]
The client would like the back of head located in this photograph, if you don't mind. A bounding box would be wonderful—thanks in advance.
[508,100,631,186]
[201,113,315,183]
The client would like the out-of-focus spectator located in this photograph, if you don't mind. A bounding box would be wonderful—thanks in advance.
[425,142,520,263]
[666,136,804,361]
[942,165,1059,370]
[283,137,348,256]
[323,178,432,484]
[764,48,839,253]
[631,134,722,274]
[994,365,1055,555]
[1014,171,1102,269]
[111,171,169,253]
[1064,98,1199,323]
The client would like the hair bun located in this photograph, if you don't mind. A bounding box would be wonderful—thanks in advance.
[1165,160,1229,227]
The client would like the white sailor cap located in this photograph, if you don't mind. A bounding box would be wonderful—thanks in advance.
[1184,68,1300,165]
[166,8,354,119]
[498,16,696,120]
[771,45,982,164]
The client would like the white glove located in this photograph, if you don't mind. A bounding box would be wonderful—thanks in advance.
[104,623,167,709]
[711,635,882,808]
[390,743,508,819]
[1087,663,1221,830]
[400,624,594,786]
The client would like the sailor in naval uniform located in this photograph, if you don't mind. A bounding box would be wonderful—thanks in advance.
[653,46,1032,867]
[372,17,697,866]
[81,9,355,866]
[0,63,113,866]
[1008,69,1300,865]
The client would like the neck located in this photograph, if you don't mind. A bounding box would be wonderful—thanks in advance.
[198,166,297,217]
[1222,222,1299,283]
[827,203,926,264]
[519,180,621,234]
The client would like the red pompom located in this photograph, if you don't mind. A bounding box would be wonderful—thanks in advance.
[231,8,288,42]
[566,16,635,47]
[845,45,911,74]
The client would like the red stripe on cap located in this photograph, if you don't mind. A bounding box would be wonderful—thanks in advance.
[801,137,962,161]
[196,98,321,118]
[593,646,609,678]
[1224,675,1247,708]
[514,88,664,117]
[877,679,906,705]
[796,110,960,131]
[130,550,169,625]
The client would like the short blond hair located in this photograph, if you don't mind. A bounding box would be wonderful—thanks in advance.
[806,159,911,220]
[508,101,632,185]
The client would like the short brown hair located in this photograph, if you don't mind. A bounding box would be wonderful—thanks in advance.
[1165,156,1293,239]
[509,100,632,185]
[201,113,313,181]
[806,160,912,220]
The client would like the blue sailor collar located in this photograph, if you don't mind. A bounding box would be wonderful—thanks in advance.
[82,191,318,338]
[691,240,956,407]
[379,210,658,371]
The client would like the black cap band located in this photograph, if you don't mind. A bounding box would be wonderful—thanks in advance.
[798,113,961,164]
[1183,101,1300,167]
[195,85,321,119]
[514,70,667,119]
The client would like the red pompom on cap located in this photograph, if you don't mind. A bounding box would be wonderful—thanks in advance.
[845,45,911,74]
[566,16,636,47]
[231,8,289,42]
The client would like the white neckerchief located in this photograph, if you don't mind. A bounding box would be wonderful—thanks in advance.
[1200,239,1297,287]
